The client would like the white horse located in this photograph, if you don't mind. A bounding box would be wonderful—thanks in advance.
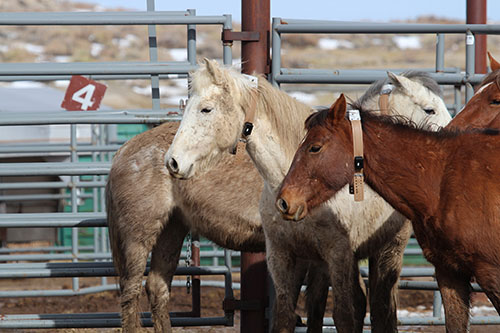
[166,59,452,332]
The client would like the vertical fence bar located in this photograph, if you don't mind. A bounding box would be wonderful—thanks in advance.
[223,15,233,66]
[454,84,462,116]
[241,0,270,331]
[435,33,444,73]
[271,17,281,87]
[433,290,443,318]
[187,9,197,65]
[70,124,79,291]
[467,0,487,74]
[147,0,161,110]
[465,30,475,102]
[191,233,201,317]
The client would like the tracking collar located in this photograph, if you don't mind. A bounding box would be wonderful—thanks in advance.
[348,109,364,201]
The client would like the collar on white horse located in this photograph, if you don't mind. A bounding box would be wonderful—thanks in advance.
[230,74,259,155]
[378,83,394,115]
[348,109,364,201]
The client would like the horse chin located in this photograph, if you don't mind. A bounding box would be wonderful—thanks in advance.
[280,203,308,222]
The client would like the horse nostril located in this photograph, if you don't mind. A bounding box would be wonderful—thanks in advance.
[276,198,289,213]
[168,158,179,173]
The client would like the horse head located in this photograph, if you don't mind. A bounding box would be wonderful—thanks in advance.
[276,94,353,221]
[384,71,451,128]
[165,59,256,179]
[448,52,500,130]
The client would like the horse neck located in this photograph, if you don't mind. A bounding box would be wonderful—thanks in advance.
[361,118,447,221]
[245,83,313,190]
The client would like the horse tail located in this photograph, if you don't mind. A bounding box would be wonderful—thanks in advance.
[106,175,124,278]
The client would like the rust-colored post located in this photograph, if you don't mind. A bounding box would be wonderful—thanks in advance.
[191,233,201,317]
[241,1,270,332]
[467,0,487,74]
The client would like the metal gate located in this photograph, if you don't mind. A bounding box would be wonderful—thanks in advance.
[1,1,500,331]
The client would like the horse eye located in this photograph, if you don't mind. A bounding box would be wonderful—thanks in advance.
[423,108,435,115]
[309,145,322,153]
[201,108,212,113]
[490,99,500,105]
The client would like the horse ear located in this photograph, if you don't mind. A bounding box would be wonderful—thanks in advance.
[203,58,226,85]
[387,72,415,94]
[488,52,500,72]
[327,94,347,124]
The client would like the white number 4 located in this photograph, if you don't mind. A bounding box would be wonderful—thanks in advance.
[72,84,96,110]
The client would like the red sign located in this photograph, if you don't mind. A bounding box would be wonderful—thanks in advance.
[61,75,107,111]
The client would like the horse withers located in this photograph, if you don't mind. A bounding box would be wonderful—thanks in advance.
[165,59,451,332]
[276,94,500,333]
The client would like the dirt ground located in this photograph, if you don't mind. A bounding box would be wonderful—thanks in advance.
[1,274,499,332]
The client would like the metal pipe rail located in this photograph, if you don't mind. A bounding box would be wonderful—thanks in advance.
[0,11,227,26]
[0,162,111,176]
[0,61,197,76]
[0,181,107,190]
[0,144,122,155]
[0,109,182,125]
[0,212,106,228]
[274,19,500,34]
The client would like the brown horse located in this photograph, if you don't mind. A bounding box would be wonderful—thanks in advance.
[448,52,500,130]
[276,94,500,332]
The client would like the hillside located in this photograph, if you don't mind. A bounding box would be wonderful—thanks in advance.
[1,0,498,109]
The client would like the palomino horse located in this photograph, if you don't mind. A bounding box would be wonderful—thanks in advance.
[276,94,500,333]
[165,59,451,332]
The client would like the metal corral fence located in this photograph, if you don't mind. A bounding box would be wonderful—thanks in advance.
[0,2,500,331]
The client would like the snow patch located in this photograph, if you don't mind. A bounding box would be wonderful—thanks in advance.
[318,38,354,50]
[289,91,317,104]
[393,36,421,49]
[90,43,104,57]
[54,56,71,63]
[7,81,45,89]
[169,48,187,62]
[23,43,44,55]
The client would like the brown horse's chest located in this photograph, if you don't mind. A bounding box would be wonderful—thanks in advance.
[412,217,472,274]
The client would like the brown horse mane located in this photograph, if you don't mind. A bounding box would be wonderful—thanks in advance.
[304,102,499,138]
[477,69,500,90]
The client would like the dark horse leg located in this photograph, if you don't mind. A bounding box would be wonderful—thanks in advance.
[267,242,303,333]
[473,261,500,315]
[327,242,366,333]
[435,265,472,333]
[369,220,411,333]
[304,263,329,333]
[146,209,188,333]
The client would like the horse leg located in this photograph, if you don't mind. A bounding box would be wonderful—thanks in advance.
[435,265,471,333]
[146,210,188,333]
[118,243,152,333]
[304,262,329,333]
[473,262,500,315]
[267,242,302,333]
[326,243,365,333]
[368,220,411,333]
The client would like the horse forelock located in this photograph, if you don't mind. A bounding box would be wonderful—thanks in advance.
[357,71,443,109]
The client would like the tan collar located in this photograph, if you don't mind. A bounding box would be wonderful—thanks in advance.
[378,83,394,115]
[348,109,364,201]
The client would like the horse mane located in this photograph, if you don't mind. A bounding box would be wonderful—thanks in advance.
[305,101,498,139]
[477,69,500,90]
[252,78,314,155]
[356,71,443,108]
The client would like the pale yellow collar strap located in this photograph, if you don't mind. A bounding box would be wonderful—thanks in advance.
[378,83,394,115]
[348,109,364,201]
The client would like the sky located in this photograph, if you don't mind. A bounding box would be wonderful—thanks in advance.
[79,0,500,23]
